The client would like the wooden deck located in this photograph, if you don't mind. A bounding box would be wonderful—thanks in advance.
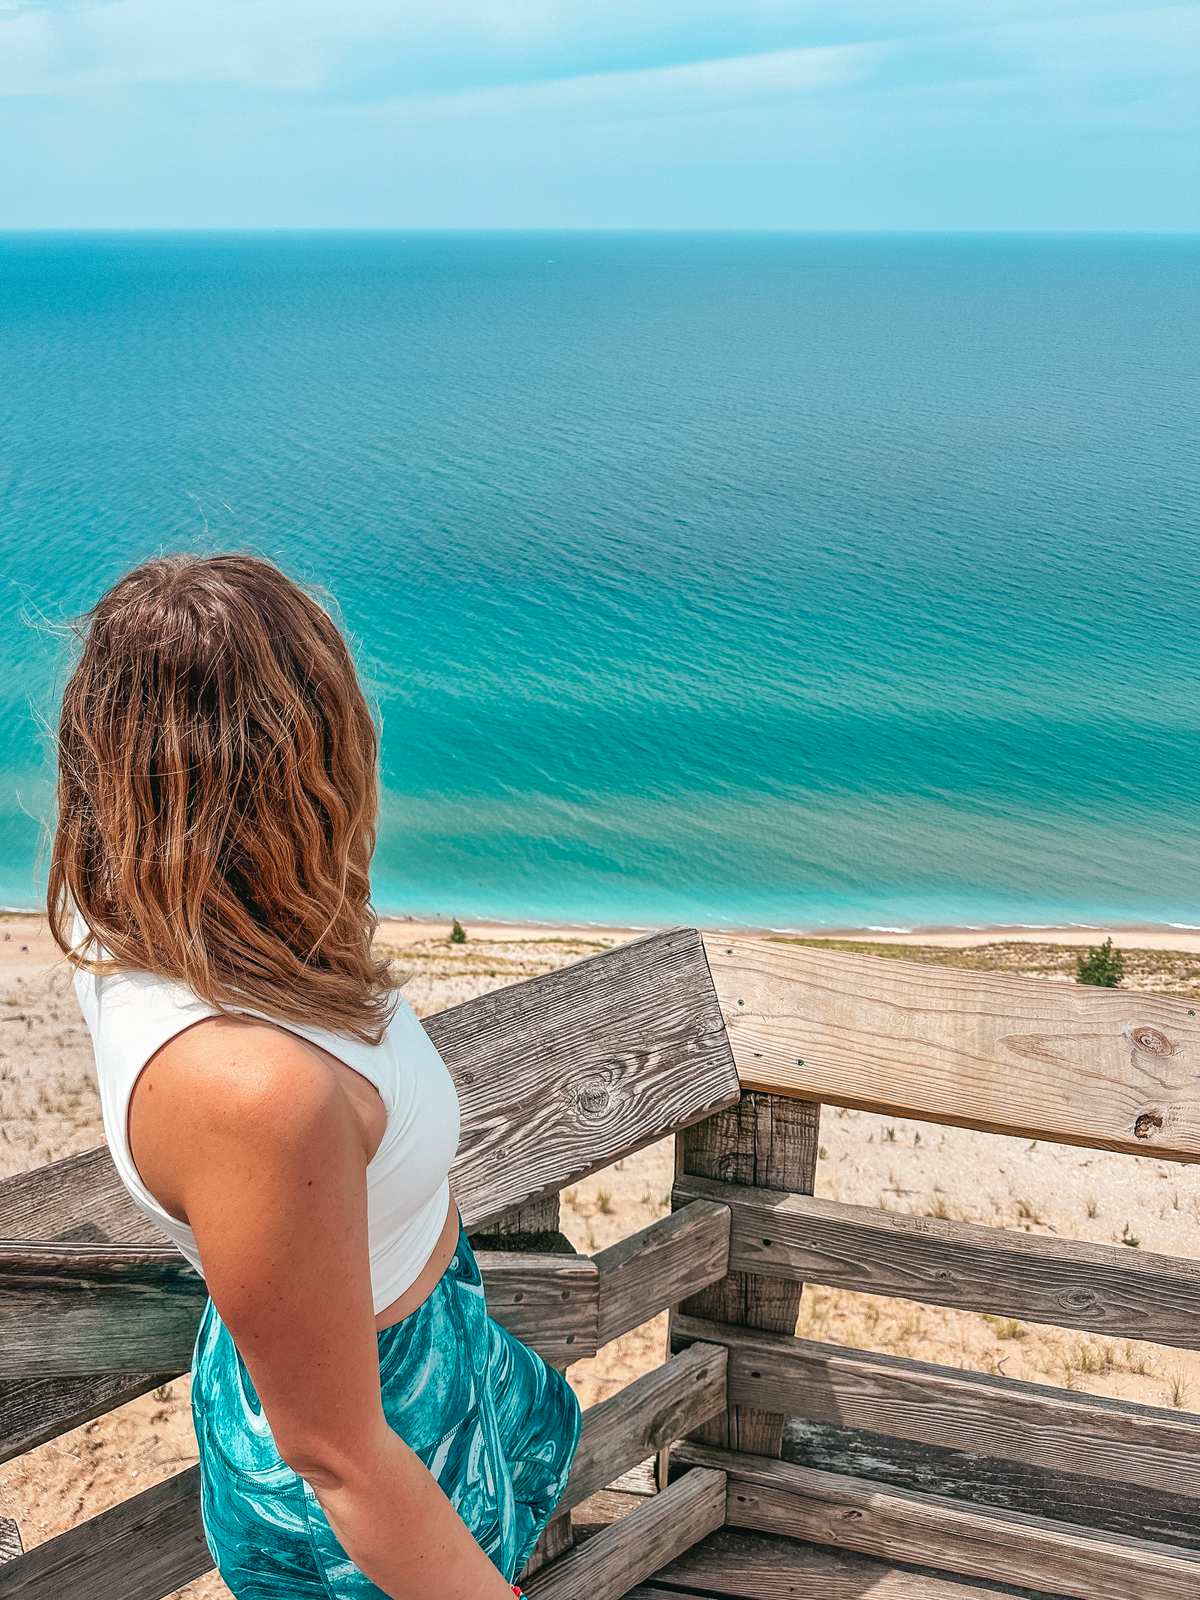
[3,926,1200,1599]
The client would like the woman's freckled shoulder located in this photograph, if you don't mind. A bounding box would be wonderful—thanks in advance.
[149,1016,340,1138]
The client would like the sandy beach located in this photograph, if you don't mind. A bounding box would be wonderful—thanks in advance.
[376,913,1200,953]
[3,907,1200,1596]
[6,906,1200,976]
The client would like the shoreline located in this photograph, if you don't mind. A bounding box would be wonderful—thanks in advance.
[381,914,1200,954]
[6,903,1200,954]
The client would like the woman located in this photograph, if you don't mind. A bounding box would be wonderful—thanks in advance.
[48,552,582,1599]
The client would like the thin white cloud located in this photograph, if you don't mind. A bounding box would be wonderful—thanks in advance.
[360,44,886,126]
[0,0,1176,99]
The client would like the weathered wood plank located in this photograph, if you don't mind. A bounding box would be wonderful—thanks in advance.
[523,1466,725,1600]
[630,1584,1034,1600]
[563,1343,727,1511]
[0,1517,21,1566]
[470,1193,566,1260]
[0,1147,154,1246]
[676,1443,1200,1600]
[605,1459,658,1498]
[675,1175,1200,1350]
[521,1513,573,1579]
[572,1484,650,1533]
[0,1244,587,1449]
[623,1589,711,1599]
[443,925,739,1227]
[704,936,1200,1162]
[0,1373,177,1466]
[650,1526,1057,1599]
[0,1466,207,1600]
[0,1245,204,1378]
[594,1201,729,1347]
[0,1244,599,1376]
[479,1250,600,1364]
[673,1092,821,1454]
[783,1418,1200,1553]
[675,1315,1200,1501]
[0,928,738,1245]
[629,1584,1037,1600]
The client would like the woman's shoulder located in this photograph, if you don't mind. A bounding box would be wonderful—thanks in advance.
[150,1010,341,1116]
[131,1010,364,1230]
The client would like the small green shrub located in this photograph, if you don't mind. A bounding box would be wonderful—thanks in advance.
[449,918,467,945]
[1076,936,1123,988]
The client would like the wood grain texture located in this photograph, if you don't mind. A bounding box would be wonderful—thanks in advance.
[650,1526,1056,1599]
[0,1466,207,1600]
[594,1200,730,1347]
[564,1343,727,1511]
[439,925,739,1228]
[523,1467,726,1600]
[675,1315,1200,1500]
[520,1513,573,1579]
[0,1244,205,1378]
[675,1175,1200,1349]
[0,1147,152,1245]
[783,1419,1200,1553]
[0,1373,174,1468]
[672,1092,821,1454]
[470,1193,564,1258]
[0,1518,21,1566]
[0,1243,598,1376]
[476,1250,600,1364]
[676,1443,1200,1600]
[704,936,1200,1162]
[628,1580,1034,1600]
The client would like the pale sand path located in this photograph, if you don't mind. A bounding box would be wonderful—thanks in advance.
[2,909,1200,1596]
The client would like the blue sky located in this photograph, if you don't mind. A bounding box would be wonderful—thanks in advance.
[2,1,1197,229]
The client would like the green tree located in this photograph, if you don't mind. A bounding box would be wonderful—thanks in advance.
[449,917,467,945]
[1076,937,1123,988]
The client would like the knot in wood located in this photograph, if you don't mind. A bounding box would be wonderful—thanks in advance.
[1061,1287,1099,1313]
[1133,1109,1165,1141]
[1130,1026,1173,1056]
[563,1067,633,1128]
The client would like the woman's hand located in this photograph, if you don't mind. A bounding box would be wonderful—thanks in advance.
[131,1016,516,1600]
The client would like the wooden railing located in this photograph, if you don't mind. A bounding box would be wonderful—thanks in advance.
[3,927,1200,1600]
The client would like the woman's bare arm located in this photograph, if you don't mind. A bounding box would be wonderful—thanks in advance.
[131,1018,516,1600]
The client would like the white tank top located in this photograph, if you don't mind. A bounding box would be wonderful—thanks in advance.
[70,910,462,1314]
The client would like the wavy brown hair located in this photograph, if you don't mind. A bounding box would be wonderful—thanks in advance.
[48,552,396,1044]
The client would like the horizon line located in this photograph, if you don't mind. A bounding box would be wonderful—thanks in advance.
[2,225,1199,239]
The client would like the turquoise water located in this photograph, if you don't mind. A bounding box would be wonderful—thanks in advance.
[2,231,1198,932]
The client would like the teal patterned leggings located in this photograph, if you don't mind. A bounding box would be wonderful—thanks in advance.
[191,1219,583,1597]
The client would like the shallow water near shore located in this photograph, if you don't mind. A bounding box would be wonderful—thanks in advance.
[2,230,1198,928]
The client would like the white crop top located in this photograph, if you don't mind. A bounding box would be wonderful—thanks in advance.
[70,910,462,1314]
